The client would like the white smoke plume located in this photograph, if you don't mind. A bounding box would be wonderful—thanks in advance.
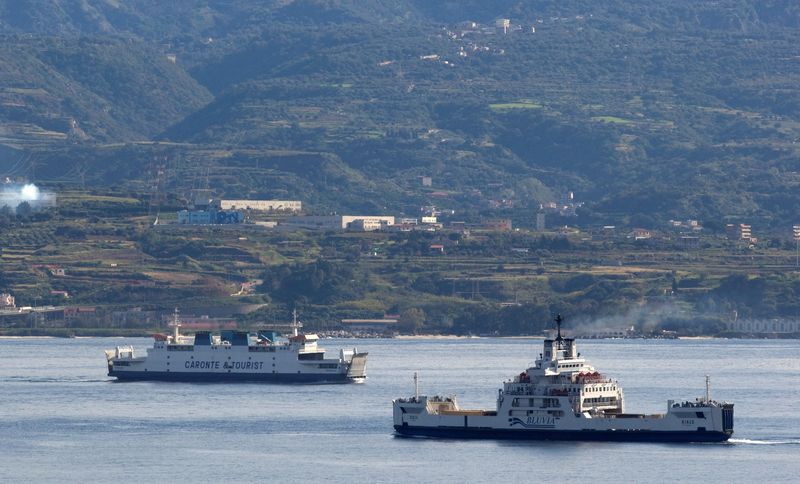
[0,182,57,209]
[564,301,689,337]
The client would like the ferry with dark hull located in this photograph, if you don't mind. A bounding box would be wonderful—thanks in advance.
[105,311,367,383]
[393,316,733,443]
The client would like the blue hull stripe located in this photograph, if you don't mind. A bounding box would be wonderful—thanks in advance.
[110,370,355,383]
[394,425,732,443]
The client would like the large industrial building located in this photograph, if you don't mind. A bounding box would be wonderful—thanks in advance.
[219,200,302,212]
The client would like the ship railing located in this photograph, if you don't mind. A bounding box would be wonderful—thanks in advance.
[598,412,665,419]
[672,400,726,408]
[573,376,613,384]
[503,384,534,395]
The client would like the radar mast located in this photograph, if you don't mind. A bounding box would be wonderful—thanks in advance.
[168,308,181,342]
[291,309,303,337]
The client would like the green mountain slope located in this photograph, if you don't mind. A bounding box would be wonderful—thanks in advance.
[0,0,799,227]
[0,36,212,144]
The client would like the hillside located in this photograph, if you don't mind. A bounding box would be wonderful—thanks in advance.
[2,1,800,334]
[0,36,212,144]
[0,0,798,226]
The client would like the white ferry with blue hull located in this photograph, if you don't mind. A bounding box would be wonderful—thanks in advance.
[105,311,367,383]
[393,316,733,443]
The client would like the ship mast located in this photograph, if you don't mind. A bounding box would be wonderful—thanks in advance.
[291,309,303,337]
[414,371,419,402]
[554,313,564,349]
[169,308,181,342]
[705,375,711,403]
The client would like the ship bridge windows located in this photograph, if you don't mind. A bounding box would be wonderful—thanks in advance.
[542,398,560,408]
[298,352,325,361]
[167,345,193,351]
[582,396,618,406]
[513,397,561,408]
[249,346,276,353]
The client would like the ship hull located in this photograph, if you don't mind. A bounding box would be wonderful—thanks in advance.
[110,369,359,384]
[393,425,731,443]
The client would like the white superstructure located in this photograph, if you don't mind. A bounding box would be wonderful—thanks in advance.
[105,310,367,383]
[393,315,733,442]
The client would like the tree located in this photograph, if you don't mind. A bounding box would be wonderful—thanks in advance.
[15,201,32,219]
[0,205,12,227]
[398,308,426,335]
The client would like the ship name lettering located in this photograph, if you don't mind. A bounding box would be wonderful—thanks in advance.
[526,416,556,425]
[185,360,220,369]
[223,361,265,370]
[183,360,265,370]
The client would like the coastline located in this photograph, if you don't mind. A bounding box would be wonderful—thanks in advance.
[395,334,479,340]
[2,330,797,340]
[395,334,550,340]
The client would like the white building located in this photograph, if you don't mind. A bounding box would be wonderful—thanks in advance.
[728,319,800,334]
[219,200,302,212]
[342,216,395,231]
[348,218,390,232]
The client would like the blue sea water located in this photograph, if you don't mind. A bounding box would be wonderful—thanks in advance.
[0,337,798,483]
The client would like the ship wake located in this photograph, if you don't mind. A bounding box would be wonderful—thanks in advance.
[729,438,800,446]
[5,376,108,383]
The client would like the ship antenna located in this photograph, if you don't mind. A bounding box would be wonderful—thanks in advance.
[705,375,711,403]
[414,371,419,402]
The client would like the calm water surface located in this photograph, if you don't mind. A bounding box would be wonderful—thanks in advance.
[1,337,798,483]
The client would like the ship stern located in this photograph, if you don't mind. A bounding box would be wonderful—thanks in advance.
[346,352,369,381]
[721,403,734,439]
